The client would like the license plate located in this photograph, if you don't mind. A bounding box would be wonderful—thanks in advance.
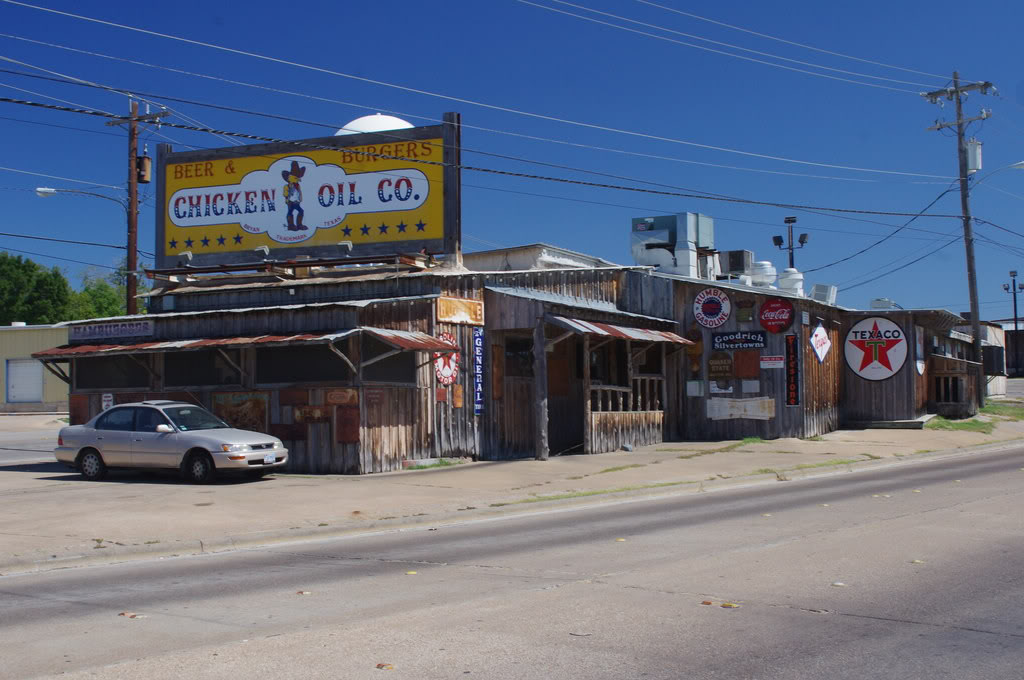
[263,453,276,465]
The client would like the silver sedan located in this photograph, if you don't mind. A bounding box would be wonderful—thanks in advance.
[55,400,288,483]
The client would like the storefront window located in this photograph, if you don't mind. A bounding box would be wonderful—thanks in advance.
[505,337,533,378]
[256,345,353,384]
[361,335,416,384]
[165,349,241,387]
[75,356,149,390]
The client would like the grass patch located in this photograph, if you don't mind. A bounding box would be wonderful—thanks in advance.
[925,416,995,434]
[793,458,861,470]
[406,459,464,471]
[803,435,825,442]
[489,480,697,507]
[980,403,1024,421]
[753,468,777,475]
[596,463,646,474]
[740,436,764,445]
[862,453,883,460]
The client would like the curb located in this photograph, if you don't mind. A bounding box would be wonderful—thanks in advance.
[3,437,1023,577]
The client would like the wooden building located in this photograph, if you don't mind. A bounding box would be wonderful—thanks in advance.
[34,261,688,472]
[840,309,978,424]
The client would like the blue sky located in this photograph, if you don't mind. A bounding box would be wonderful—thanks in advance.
[1,0,1023,317]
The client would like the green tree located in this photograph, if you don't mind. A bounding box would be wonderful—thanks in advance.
[0,252,71,324]
[68,272,124,320]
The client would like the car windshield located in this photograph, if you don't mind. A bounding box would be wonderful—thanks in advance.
[163,406,229,431]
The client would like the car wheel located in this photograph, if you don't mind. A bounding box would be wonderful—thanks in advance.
[183,452,215,484]
[79,450,107,481]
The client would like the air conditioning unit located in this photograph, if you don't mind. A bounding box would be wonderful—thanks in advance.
[724,250,753,275]
[810,284,838,306]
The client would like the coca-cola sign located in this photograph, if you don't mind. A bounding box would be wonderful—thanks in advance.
[759,298,794,333]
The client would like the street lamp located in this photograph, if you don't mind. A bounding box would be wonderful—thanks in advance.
[35,186,139,315]
[1003,270,1024,377]
[772,216,810,269]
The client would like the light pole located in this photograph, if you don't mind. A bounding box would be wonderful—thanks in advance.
[35,186,139,314]
[1003,270,1023,377]
[772,216,809,269]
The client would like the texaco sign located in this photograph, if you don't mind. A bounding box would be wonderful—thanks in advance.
[693,288,731,328]
[844,317,907,381]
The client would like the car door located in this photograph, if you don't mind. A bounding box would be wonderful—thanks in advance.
[131,407,181,468]
[92,407,136,466]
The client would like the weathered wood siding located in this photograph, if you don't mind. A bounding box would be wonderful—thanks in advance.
[801,317,842,437]
[840,311,918,423]
[589,411,663,453]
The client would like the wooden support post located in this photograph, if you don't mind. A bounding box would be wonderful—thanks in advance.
[583,333,591,454]
[533,320,549,461]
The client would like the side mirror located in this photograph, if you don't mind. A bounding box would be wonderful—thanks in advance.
[156,424,174,433]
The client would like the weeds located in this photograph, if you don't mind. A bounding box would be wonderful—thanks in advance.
[925,416,994,434]
[407,459,463,471]
[597,464,646,474]
[980,403,1024,421]
[489,480,697,507]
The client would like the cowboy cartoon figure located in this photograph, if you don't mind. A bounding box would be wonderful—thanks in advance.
[282,160,306,231]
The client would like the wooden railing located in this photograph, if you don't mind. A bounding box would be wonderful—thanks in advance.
[590,377,664,412]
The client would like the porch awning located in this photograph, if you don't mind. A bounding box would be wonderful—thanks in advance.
[548,316,692,344]
[32,327,457,361]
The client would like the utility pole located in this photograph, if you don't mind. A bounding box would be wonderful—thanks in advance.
[106,101,167,314]
[1003,271,1022,377]
[922,72,994,408]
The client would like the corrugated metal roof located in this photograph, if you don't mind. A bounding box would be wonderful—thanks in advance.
[33,327,457,360]
[548,316,692,344]
[364,328,458,352]
[485,286,675,323]
[55,294,441,327]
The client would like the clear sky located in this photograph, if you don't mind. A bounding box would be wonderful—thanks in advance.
[1,0,1022,317]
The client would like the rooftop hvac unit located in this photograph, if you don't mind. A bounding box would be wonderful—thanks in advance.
[810,283,838,306]
[870,297,899,310]
[724,249,753,275]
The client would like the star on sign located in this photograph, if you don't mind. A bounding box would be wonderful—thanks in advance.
[849,321,903,371]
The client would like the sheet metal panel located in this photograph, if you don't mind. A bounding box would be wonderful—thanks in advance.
[548,316,691,344]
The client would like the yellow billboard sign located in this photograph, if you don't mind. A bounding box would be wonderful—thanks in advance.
[156,125,452,267]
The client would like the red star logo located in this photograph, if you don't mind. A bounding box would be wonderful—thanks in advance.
[849,321,903,371]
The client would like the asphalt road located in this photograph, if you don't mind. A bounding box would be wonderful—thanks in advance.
[0,419,61,466]
[2,447,1022,679]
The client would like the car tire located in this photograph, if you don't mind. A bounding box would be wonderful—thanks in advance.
[79,450,107,481]
[183,452,215,484]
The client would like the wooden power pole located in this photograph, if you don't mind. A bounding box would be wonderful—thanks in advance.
[922,72,994,408]
[106,101,167,314]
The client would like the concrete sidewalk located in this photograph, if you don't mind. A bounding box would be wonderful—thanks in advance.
[3,414,1024,576]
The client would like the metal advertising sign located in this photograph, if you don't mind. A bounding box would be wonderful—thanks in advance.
[760,355,785,369]
[785,334,800,406]
[438,297,484,325]
[693,288,732,328]
[708,351,733,379]
[70,320,154,341]
[712,330,766,350]
[156,121,458,267]
[472,327,485,415]
[844,317,908,381]
[810,323,831,363]
[759,298,795,333]
[434,332,460,385]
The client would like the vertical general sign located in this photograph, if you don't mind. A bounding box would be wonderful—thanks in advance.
[785,334,800,406]
[472,327,485,415]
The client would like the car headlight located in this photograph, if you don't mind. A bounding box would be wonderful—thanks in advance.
[221,443,252,452]
[273,441,282,449]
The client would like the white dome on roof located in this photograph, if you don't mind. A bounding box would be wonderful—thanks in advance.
[335,113,414,136]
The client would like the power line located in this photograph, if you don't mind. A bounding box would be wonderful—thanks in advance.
[0,163,121,189]
[0,4,954,179]
[0,95,979,221]
[0,39,958,185]
[0,244,119,270]
[632,0,951,81]
[803,184,959,272]
[0,65,934,186]
[842,237,961,292]
[519,0,925,92]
